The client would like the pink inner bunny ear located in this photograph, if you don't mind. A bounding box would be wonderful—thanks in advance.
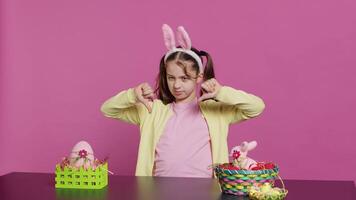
[176,26,192,49]
[162,24,176,50]
[240,141,248,152]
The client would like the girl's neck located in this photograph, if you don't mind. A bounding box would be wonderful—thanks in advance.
[172,97,198,112]
[173,97,198,105]
[174,98,196,104]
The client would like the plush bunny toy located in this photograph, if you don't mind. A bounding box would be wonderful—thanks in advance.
[230,141,258,170]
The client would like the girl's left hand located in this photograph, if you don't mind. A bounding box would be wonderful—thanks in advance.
[198,78,222,102]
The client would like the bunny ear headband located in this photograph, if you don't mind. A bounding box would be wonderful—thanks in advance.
[162,24,204,73]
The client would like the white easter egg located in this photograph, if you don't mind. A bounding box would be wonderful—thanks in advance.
[270,188,281,196]
[260,183,272,193]
[69,141,95,169]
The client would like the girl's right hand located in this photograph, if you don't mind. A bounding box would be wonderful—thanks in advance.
[134,83,155,113]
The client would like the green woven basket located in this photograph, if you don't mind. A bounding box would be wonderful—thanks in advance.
[55,162,108,189]
[248,175,288,200]
[214,164,279,196]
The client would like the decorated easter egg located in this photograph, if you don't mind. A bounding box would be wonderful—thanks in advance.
[260,183,272,193]
[69,141,95,169]
[270,188,281,196]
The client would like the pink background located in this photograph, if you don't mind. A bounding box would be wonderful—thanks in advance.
[1,0,356,182]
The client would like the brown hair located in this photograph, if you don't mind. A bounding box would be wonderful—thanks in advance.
[154,46,215,104]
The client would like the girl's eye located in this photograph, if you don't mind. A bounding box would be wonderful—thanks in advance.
[167,77,174,81]
[182,77,188,81]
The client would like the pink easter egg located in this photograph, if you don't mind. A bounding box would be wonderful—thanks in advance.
[69,141,95,169]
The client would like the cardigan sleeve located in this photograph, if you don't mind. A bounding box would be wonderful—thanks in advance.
[100,88,149,125]
[214,86,265,124]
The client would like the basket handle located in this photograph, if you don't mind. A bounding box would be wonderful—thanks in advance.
[276,174,286,190]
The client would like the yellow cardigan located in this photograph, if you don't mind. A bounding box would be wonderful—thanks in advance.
[100,86,265,176]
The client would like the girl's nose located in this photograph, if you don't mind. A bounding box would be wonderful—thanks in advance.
[174,81,181,89]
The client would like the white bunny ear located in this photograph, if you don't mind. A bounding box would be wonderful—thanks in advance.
[162,24,176,50]
[247,141,257,151]
[176,26,192,49]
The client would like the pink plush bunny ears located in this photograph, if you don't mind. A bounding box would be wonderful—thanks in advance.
[162,24,203,72]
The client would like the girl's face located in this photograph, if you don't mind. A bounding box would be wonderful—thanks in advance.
[166,61,202,103]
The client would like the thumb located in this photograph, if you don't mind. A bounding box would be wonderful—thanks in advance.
[142,99,153,113]
[198,93,214,102]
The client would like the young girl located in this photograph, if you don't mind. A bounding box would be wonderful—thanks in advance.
[101,24,265,178]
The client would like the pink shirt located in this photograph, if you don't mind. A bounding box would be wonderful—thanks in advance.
[154,99,213,178]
